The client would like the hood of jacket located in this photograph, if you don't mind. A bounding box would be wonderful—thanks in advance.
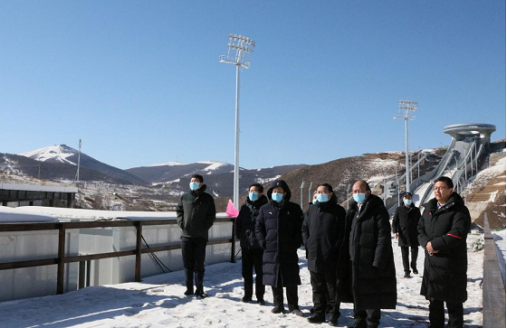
[267,180,292,202]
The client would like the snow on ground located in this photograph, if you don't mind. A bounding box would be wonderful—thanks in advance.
[466,154,506,194]
[0,235,483,328]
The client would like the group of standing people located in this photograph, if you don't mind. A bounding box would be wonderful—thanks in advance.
[177,174,471,328]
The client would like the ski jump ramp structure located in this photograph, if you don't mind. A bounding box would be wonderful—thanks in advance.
[387,123,496,214]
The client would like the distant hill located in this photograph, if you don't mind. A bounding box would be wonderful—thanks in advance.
[18,145,147,185]
[126,162,307,198]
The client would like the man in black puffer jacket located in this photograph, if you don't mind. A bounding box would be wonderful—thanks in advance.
[418,176,471,328]
[392,192,421,278]
[349,180,397,328]
[176,174,216,298]
[236,183,268,305]
[255,180,304,316]
[302,183,351,326]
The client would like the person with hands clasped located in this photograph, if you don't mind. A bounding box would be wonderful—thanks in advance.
[418,176,471,328]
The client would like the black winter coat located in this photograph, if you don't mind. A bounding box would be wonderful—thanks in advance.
[302,195,347,273]
[303,196,354,302]
[176,185,216,239]
[392,203,421,247]
[236,195,268,249]
[349,194,397,310]
[255,180,303,287]
[418,192,471,303]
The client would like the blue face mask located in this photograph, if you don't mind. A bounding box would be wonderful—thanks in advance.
[404,199,412,206]
[249,192,259,202]
[272,193,283,202]
[353,193,366,204]
[316,194,329,203]
[189,182,200,191]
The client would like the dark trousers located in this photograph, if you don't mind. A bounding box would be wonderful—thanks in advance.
[429,298,464,328]
[241,247,265,300]
[310,270,339,316]
[181,237,207,292]
[400,246,419,274]
[272,275,299,311]
[354,308,381,327]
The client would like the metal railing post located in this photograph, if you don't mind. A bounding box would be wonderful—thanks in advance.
[57,224,66,294]
[135,221,142,282]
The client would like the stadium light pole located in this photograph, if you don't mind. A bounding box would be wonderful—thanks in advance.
[394,100,417,194]
[220,34,255,209]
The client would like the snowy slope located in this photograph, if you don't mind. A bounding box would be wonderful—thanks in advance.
[0,235,484,328]
[21,144,77,165]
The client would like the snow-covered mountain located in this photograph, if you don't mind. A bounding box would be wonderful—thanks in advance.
[126,162,307,198]
[18,145,147,185]
[21,145,78,165]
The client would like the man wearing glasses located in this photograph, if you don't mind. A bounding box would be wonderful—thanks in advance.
[418,176,471,328]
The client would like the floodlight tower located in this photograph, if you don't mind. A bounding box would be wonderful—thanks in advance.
[220,34,255,209]
[394,100,417,193]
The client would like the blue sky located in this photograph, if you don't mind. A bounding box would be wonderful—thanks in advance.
[0,1,504,170]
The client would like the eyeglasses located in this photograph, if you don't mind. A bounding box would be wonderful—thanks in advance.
[434,187,448,191]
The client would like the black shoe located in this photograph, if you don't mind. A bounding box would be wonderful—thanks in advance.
[354,319,367,328]
[195,290,208,298]
[404,272,411,278]
[328,312,340,326]
[271,305,285,313]
[241,296,252,303]
[307,313,325,323]
[290,308,304,317]
[411,265,419,274]
[184,289,194,296]
[257,299,265,305]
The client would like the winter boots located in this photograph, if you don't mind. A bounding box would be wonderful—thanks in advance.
[184,269,194,296]
[194,271,207,298]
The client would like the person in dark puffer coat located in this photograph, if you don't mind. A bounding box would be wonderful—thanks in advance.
[392,192,421,278]
[418,176,471,328]
[255,180,304,316]
[349,180,397,328]
[236,183,268,305]
[302,183,351,326]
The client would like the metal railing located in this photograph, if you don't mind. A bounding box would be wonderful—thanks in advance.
[0,217,237,295]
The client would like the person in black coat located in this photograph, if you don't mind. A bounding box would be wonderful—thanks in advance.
[236,183,268,305]
[176,174,216,298]
[349,180,397,328]
[392,192,421,278]
[418,176,471,328]
[302,183,349,326]
[255,180,304,316]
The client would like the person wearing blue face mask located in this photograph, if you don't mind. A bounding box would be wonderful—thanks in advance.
[176,174,216,298]
[236,183,268,305]
[392,192,421,278]
[255,180,304,317]
[302,184,351,326]
[348,180,396,328]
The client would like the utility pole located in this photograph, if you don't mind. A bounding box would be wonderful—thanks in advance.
[75,139,81,182]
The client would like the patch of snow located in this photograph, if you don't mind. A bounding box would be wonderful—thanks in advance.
[256,175,281,184]
[21,145,77,166]
[147,161,185,167]
[466,155,506,194]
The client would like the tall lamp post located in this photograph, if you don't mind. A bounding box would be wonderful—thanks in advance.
[394,100,417,193]
[220,34,255,209]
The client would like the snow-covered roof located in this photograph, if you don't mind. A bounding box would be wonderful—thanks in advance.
[0,206,58,223]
